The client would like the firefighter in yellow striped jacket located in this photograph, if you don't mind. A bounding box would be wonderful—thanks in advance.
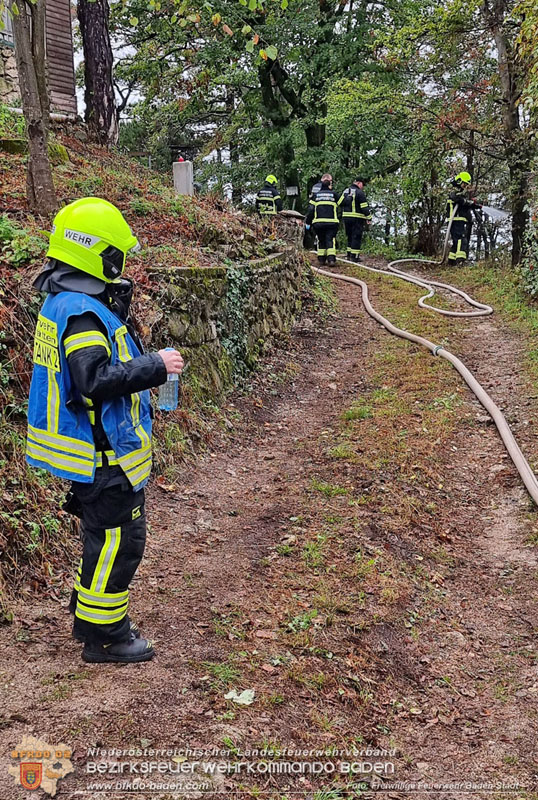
[337,177,372,262]
[27,197,184,663]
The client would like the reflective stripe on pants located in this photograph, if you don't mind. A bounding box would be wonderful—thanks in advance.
[313,222,339,259]
[344,218,365,256]
[69,480,146,645]
[449,221,468,262]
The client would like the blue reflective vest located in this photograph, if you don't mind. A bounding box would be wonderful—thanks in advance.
[26,291,153,490]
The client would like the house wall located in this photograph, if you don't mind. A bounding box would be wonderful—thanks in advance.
[46,0,77,116]
[0,0,76,116]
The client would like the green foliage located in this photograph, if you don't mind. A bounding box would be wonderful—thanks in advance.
[0,213,20,243]
[2,229,46,267]
[342,404,372,422]
[110,0,529,261]
[517,0,538,119]
[0,217,45,267]
[0,104,25,139]
[219,265,254,378]
[520,196,538,296]
[129,196,154,216]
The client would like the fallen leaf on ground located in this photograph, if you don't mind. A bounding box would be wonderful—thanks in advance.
[225,689,255,705]
[255,629,278,639]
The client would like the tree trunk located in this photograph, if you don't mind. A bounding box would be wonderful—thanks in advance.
[384,213,391,246]
[78,0,118,145]
[481,0,531,265]
[11,0,57,215]
[257,61,303,209]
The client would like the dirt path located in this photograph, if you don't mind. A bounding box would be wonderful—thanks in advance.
[0,260,537,800]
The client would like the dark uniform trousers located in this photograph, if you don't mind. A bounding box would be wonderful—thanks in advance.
[344,218,365,257]
[313,222,339,262]
[449,220,468,263]
[68,465,146,645]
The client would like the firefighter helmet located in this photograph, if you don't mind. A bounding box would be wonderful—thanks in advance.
[46,197,140,283]
[455,171,472,186]
[265,174,278,185]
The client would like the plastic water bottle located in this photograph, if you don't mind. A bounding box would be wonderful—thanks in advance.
[158,348,179,411]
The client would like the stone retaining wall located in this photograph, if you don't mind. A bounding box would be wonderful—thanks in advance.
[150,249,304,396]
[0,46,19,106]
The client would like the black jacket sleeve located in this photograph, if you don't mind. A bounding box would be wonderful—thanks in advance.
[273,188,283,212]
[64,312,168,403]
[357,189,371,219]
[304,200,315,225]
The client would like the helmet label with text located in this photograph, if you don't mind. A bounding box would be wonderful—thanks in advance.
[64,229,101,249]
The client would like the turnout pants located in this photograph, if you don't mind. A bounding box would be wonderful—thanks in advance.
[344,218,365,259]
[449,220,468,264]
[68,472,146,645]
[313,222,339,263]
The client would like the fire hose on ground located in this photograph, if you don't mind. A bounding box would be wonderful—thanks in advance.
[313,258,538,506]
[279,205,538,505]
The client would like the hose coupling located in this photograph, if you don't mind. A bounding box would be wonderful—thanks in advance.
[433,345,444,356]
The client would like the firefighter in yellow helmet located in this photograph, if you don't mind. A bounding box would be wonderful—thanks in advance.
[27,198,184,663]
[255,174,283,216]
[447,172,482,264]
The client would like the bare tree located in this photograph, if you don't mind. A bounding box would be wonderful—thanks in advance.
[78,0,118,145]
[9,0,57,214]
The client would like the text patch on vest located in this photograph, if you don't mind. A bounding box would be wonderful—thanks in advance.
[33,315,60,372]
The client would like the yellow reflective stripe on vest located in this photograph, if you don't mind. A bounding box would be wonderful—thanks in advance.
[90,527,121,593]
[115,326,131,363]
[130,391,150,448]
[118,444,152,471]
[27,424,95,459]
[96,450,120,467]
[114,327,151,451]
[64,331,111,358]
[312,201,338,224]
[26,441,94,476]
[74,559,83,592]
[125,456,152,485]
[47,370,60,434]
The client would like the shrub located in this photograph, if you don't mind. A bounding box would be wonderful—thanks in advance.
[0,214,21,244]
[130,197,154,216]
[0,103,26,139]
[3,231,46,267]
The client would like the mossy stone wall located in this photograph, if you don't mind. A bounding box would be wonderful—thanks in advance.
[150,250,303,395]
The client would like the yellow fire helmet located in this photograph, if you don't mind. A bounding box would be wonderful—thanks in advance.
[46,197,140,282]
[265,174,278,185]
[455,171,472,186]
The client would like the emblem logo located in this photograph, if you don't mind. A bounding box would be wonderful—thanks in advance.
[20,763,42,790]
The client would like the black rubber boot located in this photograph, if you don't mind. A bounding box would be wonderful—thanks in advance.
[327,255,336,265]
[82,632,155,664]
[318,256,327,265]
[347,251,353,261]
